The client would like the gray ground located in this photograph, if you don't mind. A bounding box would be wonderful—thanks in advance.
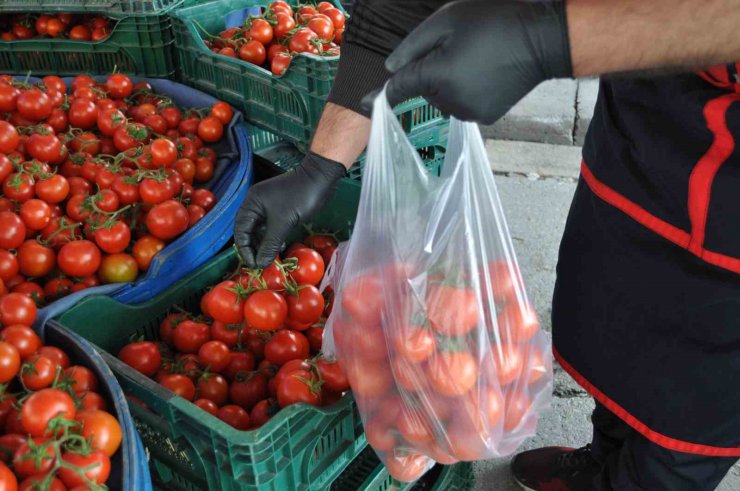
[471,80,740,490]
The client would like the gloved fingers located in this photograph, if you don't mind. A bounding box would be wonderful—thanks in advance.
[385,10,450,73]
[386,49,447,108]
[234,194,264,269]
[255,220,294,269]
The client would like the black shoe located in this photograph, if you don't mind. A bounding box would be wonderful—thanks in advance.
[511,445,601,491]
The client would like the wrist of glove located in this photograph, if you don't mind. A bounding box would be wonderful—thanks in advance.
[234,152,347,268]
[384,0,572,125]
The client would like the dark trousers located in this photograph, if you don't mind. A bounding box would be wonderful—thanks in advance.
[590,403,738,490]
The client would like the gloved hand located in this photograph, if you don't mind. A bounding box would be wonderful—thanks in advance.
[383,0,572,125]
[234,152,347,268]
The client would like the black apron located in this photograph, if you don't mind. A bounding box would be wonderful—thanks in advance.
[552,67,740,456]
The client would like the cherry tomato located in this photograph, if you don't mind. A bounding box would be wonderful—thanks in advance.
[228,372,268,410]
[0,212,26,249]
[273,13,296,40]
[145,200,189,240]
[16,89,51,122]
[197,341,231,373]
[75,409,122,457]
[59,449,110,487]
[196,373,229,406]
[0,122,19,154]
[172,320,210,354]
[68,98,99,129]
[264,330,309,366]
[132,235,165,271]
[0,326,40,360]
[21,355,59,391]
[289,28,319,54]
[197,116,224,143]
[223,350,254,381]
[194,398,218,415]
[286,285,324,324]
[106,74,134,99]
[0,294,36,327]
[160,374,196,401]
[249,398,278,429]
[277,369,321,407]
[201,281,244,325]
[57,240,101,278]
[21,388,76,437]
[0,343,19,384]
[243,291,287,331]
[12,437,55,478]
[215,405,250,430]
[288,248,324,286]
[118,341,161,377]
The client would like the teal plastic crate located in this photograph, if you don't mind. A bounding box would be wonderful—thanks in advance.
[0,0,182,15]
[247,122,448,181]
[0,13,176,77]
[51,249,367,491]
[172,0,447,150]
[331,447,475,491]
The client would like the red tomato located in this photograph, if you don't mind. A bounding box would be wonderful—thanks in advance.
[307,14,334,40]
[215,405,250,430]
[340,274,381,327]
[194,398,218,415]
[264,330,309,366]
[243,291,287,331]
[238,40,267,66]
[106,74,134,100]
[197,116,224,143]
[57,240,101,278]
[0,343,19,383]
[59,449,110,487]
[79,391,107,411]
[287,248,324,286]
[210,102,233,125]
[497,302,539,343]
[21,388,76,437]
[93,221,131,254]
[34,175,69,204]
[16,240,55,278]
[150,138,178,168]
[393,326,436,363]
[197,341,231,373]
[277,369,321,407]
[229,373,268,410]
[12,437,55,478]
[289,28,319,54]
[249,398,278,429]
[202,281,244,324]
[324,8,346,29]
[21,355,59,391]
[345,361,392,399]
[504,390,532,432]
[426,285,478,336]
[306,326,323,353]
[316,358,349,392]
[223,351,255,381]
[19,200,51,231]
[0,212,26,249]
[428,351,478,396]
[118,341,162,377]
[273,13,296,40]
[0,325,40,360]
[385,453,430,483]
[68,98,99,129]
[64,365,98,393]
[0,294,36,327]
[160,374,196,401]
[75,409,122,457]
[2,173,34,203]
[397,405,434,445]
[16,89,51,122]
[196,373,229,406]
[483,343,525,386]
[37,346,69,369]
[295,6,318,24]
[132,235,165,271]
[145,200,189,240]
[0,122,19,154]
[286,285,324,324]
[172,320,210,354]
[0,86,20,115]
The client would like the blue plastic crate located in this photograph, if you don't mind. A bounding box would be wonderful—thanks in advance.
[24,77,253,328]
[44,322,153,490]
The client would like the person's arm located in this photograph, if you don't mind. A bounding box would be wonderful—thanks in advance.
[384,0,740,124]
[568,0,740,77]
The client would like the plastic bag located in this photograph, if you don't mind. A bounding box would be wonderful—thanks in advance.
[323,89,553,482]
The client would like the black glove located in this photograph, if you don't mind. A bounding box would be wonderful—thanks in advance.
[234,152,347,268]
[383,0,572,125]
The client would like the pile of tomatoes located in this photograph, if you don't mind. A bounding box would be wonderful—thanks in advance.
[329,259,550,482]
[0,13,113,42]
[0,72,233,307]
[0,290,122,489]
[117,233,348,431]
[203,1,346,76]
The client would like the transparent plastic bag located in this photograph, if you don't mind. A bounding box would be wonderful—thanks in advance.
[323,90,553,482]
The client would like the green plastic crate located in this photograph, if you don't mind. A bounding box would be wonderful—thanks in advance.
[247,122,448,181]
[0,13,176,77]
[53,247,367,491]
[172,0,447,150]
[331,448,475,491]
[0,0,182,15]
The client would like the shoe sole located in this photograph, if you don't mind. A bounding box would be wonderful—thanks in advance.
[512,475,536,491]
